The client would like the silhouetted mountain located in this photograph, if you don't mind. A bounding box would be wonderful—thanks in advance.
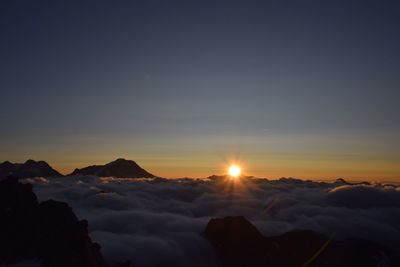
[0,161,16,178]
[0,175,130,267]
[70,158,155,178]
[203,216,400,267]
[334,178,349,184]
[207,174,253,180]
[0,160,63,179]
[334,178,371,186]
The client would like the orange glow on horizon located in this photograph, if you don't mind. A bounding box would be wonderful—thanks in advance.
[49,159,400,182]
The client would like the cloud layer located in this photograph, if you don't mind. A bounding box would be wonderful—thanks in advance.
[24,176,400,266]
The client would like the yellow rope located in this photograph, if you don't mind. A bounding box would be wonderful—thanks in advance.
[301,233,336,267]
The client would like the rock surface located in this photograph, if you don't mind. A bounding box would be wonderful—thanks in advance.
[0,176,111,267]
[203,216,400,267]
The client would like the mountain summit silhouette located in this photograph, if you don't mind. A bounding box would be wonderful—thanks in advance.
[0,160,63,179]
[70,158,155,178]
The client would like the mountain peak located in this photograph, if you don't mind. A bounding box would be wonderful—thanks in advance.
[24,159,37,165]
[113,158,129,162]
[0,161,14,168]
[0,160,63,179]
[109,158,137,165]
[23,159,50,167]
[70,159,154,178]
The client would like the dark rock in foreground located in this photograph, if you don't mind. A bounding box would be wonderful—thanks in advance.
[203,216,271,267]
[203,216,399,267]
[0,160,63,179]
[0,176,128,267]
[70,158,155,178]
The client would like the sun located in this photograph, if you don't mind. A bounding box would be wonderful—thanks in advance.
[228,165,241,178]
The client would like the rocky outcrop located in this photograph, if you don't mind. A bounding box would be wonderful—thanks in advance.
[203,216,272,267]
[0,176,104,267]
[0,160,63,179]
[70,158,154,178]
[203,216,400,267]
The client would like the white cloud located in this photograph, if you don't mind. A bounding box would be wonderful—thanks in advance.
[24,176,400,266]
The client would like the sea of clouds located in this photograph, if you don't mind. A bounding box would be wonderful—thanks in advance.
[23,176,400,267]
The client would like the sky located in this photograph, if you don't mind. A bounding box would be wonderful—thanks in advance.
[1,0,399,180]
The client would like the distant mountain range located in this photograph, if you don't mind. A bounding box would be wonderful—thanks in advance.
[0,160,63,179]
[0,158,155,179]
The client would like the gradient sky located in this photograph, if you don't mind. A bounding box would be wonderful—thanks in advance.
[1,0,399,180]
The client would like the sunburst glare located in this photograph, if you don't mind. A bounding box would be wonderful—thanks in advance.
[228,165,241,178]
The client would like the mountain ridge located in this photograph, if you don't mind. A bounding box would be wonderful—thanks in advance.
[0,158,155,179]
[0,159,63,179]
[69,158,155,178]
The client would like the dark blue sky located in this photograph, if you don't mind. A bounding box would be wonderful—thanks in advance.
[1,0,399,179]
